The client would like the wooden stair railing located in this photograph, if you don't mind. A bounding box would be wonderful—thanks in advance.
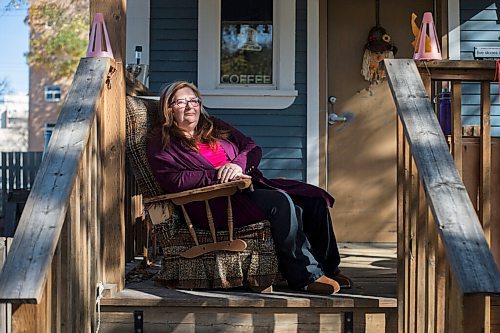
[0,57,125,332]
[385,59,500,333]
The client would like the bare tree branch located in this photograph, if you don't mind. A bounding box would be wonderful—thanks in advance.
[4,0,29,11]
[0,78,11,96]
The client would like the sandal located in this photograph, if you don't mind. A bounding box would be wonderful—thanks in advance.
[304,275,341,295]
[330,272,352,289]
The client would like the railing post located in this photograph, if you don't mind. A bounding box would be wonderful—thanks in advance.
[0,238,11,333]
[403,139,411,333]
[96,73,126,291]
[450,81,462,174]
[415,178,428,333]
[11,281,50,332]
[408,155,418,331]
[479,80,492,333]
[434,236,447,333]
[448,277,487,333]
[396,117,405,333]
[426,209,436,332]
[90,2,126,291]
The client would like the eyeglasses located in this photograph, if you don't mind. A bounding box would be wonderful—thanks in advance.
[170,98,201,108]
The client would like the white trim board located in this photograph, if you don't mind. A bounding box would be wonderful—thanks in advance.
[448,0,460,60]
[126,0,150,65]
[306,0,320,186]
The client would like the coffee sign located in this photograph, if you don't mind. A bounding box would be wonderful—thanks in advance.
[220,74,272,84]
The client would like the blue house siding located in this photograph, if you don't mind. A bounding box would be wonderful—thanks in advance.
[460,0,500,136]
[149,0,308,181]
[149,0,198,91]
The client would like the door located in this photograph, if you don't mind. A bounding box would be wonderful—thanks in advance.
[326,0,433,242]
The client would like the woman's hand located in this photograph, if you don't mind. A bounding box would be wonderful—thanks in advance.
[216,163,251,183]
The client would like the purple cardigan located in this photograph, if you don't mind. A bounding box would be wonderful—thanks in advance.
[146,117,334,229]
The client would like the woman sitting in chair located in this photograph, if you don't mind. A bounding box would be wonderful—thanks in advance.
[146,81,351,295]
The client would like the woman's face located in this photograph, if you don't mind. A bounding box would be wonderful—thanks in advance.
[170,87,201,132]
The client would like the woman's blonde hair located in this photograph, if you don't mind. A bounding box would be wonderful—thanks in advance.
[159,81,229,150]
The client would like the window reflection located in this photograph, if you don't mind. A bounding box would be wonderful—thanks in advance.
[220,0,273,85]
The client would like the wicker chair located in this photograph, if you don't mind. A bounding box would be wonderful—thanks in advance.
[125,95,282,290]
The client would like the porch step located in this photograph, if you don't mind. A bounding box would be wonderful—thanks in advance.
[99,243,398,332]
[99,280,396,332]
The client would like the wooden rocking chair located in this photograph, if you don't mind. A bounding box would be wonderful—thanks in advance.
[125,93,282,290]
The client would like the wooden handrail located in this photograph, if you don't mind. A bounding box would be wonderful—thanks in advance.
[143,178,252,204]
[385,59,500,295]
[386,58,500,332]
[415,60,496,81]
[0,57,112,304]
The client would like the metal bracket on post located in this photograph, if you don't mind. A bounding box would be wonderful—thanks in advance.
[106,66,117,90]
[134,310,144,333]
[344,311,353,333]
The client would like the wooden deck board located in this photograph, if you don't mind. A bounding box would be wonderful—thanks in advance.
[103,243,397,309]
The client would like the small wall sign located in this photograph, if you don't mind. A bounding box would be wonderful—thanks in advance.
[474,47,500,59]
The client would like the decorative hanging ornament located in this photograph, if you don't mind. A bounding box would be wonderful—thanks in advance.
[412,12,442,60]
[361,26,398,85]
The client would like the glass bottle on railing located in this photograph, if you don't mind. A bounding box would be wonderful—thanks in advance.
[437,88,451,136]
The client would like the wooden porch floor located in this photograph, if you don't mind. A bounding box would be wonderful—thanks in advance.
[100,243,397,332]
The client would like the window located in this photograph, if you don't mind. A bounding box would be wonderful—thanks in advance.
[198,0,297,109]
[44,86,61,102]
[220,0,273,86]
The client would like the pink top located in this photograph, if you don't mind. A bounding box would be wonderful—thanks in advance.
[197,141,229,167]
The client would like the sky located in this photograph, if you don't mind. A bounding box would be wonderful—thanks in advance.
[0,0,29,95]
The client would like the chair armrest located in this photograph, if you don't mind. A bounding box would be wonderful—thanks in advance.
[143,178,252,206]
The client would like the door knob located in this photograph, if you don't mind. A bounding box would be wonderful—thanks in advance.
[328,95,346,124]
[328,112,347,125]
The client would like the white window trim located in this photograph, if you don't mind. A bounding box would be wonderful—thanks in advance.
[306,0,319,186]
[448,0,460,60]
[126,0,150,66]
[198,0,298,109]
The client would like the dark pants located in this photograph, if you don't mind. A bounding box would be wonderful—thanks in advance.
[245,189,340,289]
